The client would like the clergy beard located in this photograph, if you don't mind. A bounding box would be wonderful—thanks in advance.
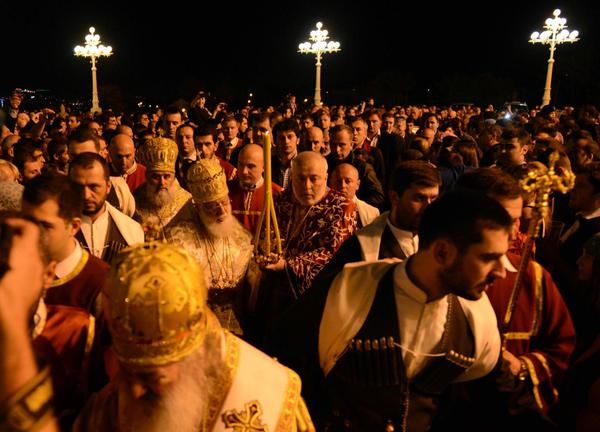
[118,336,222,432]
[199,210,235,239]
[149,185,174,208]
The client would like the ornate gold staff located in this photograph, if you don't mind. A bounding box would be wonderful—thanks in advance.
[501,151,575,337]
[253,131,282,265]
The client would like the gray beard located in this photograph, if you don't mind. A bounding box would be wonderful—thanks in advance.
[199,212,236,239]
[118,334,222,432]
[149,187,174,208]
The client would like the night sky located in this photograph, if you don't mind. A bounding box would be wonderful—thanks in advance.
[4,1,600,108]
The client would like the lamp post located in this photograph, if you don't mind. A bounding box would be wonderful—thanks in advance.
[74,27,113,114]
[298,22,340,106]
[529,9,579,107]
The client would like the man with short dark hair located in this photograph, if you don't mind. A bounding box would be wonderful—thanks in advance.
[69,129,135,217]
[449,167,576,428]
[13,140,45,182]
[21,172,108,315]
[162,106,183,140]
[195,126,236,181]
[329,124,384,208]
[250,112,271,147]
[324,160,440,274]
[275,189,507,431]
[69,153,144,264]
[350,116,386,185]
[174,123,198,190]
[217,115,243,162]
[272,119,300,190]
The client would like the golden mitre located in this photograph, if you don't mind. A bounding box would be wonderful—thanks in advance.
[103,242,208,366]
[137,137,178,173]
[187,158,229,203]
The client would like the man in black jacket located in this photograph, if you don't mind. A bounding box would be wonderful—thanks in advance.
[328,124,384,208]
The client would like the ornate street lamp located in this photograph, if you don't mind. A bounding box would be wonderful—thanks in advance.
[298,22,340,106]
[74,27,113,114]
[529,9,579,107]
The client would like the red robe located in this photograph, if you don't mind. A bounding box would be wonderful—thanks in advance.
[33,304,104,429]
[488,252,576,412]
[228,179,282,237]
[218,157,237,181]
[46,250,109,316]
[275,188,357,297]
[124,163,146,193]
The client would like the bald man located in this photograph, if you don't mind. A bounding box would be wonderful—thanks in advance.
[270,151,357,299]
[228,143,282,236]
[305,126,325,154]
[331,163,379,228]
[108,133,146,192]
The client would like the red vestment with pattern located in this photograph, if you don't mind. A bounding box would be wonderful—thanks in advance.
[275,188,357,297]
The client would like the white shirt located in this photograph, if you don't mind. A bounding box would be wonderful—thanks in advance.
[560,206,600,243]
[387,220,419,257]
[394,262,447,379]
[81,206,110,258]
[319,260,501,382]
[55,240,83,278]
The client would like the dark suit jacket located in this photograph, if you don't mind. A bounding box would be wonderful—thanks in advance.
[327,152,385,208]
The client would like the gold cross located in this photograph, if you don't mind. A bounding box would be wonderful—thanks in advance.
[520,151,575,230]
[222,400,269,432]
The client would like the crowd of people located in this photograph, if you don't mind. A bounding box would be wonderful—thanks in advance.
[0,87,599,431]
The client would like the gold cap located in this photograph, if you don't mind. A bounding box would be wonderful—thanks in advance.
[187,158,229,203]
[137,137,178,173]
[103,242,208,366]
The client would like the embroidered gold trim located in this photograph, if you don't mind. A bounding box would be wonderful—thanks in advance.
[531,262,544,336]
[503,332,532,340]
[294,397,315,432]
[222,400,268,431]
[50,249,89,287]
[531,352,559,399]
[205,329,240,430]
[521,356,544,410]
[84,315,96,358]
[502,260,544,338]
[274,369,301,432]
[1,366,54,432]
[136,183,191,228]
[233,210,262,216]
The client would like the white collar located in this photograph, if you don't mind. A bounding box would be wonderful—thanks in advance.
[55,240,83,278]
[394,259,428,304]
[386,219,417,241]
[125,161,138,176]
[183,151,198,162]
[81,204,109,225]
